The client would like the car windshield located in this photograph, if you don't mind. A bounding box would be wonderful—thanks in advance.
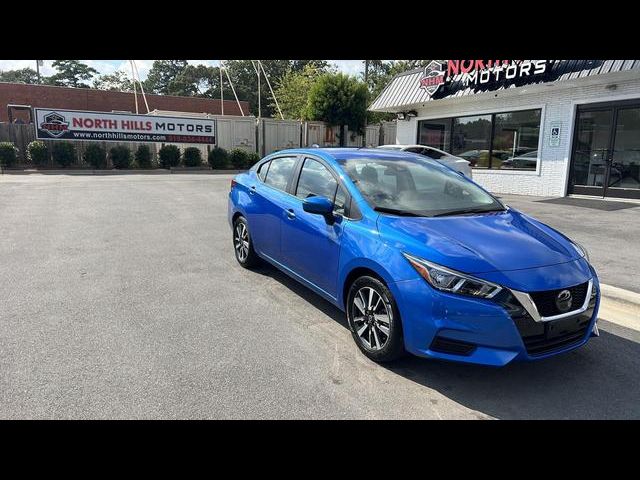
[338,156,504,217]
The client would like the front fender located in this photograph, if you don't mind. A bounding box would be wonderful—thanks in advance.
[337,217,420,308]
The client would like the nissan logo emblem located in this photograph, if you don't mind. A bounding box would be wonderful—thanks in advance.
[555,289,573,312]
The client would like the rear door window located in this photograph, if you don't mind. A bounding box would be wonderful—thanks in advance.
[257,161,269,181]
[263,156,297,192]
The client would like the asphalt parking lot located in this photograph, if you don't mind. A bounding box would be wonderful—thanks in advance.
[1,174,639,419]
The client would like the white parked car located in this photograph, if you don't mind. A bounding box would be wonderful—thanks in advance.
[377,144,473,178]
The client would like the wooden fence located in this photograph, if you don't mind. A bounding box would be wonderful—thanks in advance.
[0,118,397,167]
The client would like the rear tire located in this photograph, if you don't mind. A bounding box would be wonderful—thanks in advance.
[346,276,405,362]
[232,216,260,268]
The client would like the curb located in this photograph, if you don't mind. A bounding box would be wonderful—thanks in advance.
[600,283,640,307]
[598,283,639,331]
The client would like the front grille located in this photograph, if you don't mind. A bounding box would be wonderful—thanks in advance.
[430,336,476,356]
[497,287,597,357]
[529,282,589,317]
[512,309,593,356]
[523,326,589,355]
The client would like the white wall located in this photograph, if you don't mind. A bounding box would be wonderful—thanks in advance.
[395,76,640,197]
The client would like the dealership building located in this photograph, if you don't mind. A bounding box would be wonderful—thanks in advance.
[369,60,640,200]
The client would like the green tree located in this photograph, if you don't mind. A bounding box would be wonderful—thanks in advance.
[93,70,133,91]
[307,73,368,146]
[143,60,189,95]
[170,64,235,99]
[290,60,330,72]
[47,60,98,88]
[271,64,324,120]
[0,67,39,84]
[225,60,334,117]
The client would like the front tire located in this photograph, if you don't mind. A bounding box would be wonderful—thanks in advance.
[233,216,260,268]
[346,276,405,362]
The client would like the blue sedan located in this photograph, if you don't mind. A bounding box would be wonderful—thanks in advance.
[228,148,600,366]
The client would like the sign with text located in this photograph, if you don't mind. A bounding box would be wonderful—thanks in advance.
[419,60,549,97]
[34,108,216,144]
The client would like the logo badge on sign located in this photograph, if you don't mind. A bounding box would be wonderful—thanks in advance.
[555,289,573,313]
[40,112,69,138]
[418,60,446,96]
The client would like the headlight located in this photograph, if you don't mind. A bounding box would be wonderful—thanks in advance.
[403,253,503,299]
[571,241,590,263]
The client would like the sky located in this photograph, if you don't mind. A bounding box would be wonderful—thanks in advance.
[0,60,365,79]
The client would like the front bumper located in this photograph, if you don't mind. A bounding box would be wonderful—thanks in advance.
[389,264,600,367]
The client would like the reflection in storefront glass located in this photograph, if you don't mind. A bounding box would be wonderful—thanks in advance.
[417,118,451,152]
[451,115,492,168]
[417,109,542,170]
[611,107,640,190]
[493,109,541,170]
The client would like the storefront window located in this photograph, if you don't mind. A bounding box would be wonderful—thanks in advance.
[417,108,542,170]
[492,109,541,170]
[451,115,492,169]
[417,118,451,152]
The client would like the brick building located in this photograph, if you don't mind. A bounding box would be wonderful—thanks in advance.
[369,60,640,200]
[0,82,250,123]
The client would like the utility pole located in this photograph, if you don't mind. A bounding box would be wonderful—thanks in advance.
[365,60,369,84]
[251,61,261,119]
[219,61,224,116]
[36,60,43,84]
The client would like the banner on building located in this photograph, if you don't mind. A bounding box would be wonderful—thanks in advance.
[34,108,216,144]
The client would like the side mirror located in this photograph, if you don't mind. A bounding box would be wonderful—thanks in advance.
[302,195,334,215]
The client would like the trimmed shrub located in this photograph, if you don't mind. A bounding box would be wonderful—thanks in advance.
[109,145,132,169]
[246,152,261,167]
[52,142,76,168]
[27,141,49,167]
[229,148,250,169]
[83,144,107,169]
[0,142,19,167]
[183,147,202,167]
[135,144,153,169]
[208,146,229,169]
[158,145,181,169]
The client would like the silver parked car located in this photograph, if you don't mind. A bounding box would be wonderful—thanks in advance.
[377,144,473,178]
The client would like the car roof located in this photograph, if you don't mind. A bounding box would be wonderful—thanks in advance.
[267,147,422,162]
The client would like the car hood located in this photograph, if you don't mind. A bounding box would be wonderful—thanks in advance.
[377,208,581,274]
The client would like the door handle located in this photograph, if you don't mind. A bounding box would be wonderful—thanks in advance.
[286,209,296,220]
[249,185,256,195]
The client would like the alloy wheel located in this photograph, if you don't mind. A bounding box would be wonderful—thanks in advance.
[351,286,391,351]
[234,222,250,262]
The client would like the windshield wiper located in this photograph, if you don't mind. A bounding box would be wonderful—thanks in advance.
[431,207,506,217]
[374,207,425,217]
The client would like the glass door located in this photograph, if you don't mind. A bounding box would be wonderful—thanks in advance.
[609,107,640,197]
[570,101,640,199]
[570,108,614,197]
